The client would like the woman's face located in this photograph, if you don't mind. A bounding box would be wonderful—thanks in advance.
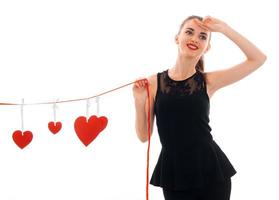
[175,19,211,57]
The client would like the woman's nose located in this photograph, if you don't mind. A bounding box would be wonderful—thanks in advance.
[189,35,199,43]
[190,38,199,45]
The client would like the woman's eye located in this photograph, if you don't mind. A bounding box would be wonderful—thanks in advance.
[200,36,207,40]
[185,31,192,35]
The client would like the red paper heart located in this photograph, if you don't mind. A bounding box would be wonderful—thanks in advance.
[12,130,33,149]
[74,115,108,146]
[48,121,62,134]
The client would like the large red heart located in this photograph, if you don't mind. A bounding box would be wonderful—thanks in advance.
[48,121,62,134]
[74,115,108,146]
[12,130,33,149]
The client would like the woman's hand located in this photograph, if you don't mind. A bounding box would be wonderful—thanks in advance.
[132,78,149,103]
[194,16,229,33]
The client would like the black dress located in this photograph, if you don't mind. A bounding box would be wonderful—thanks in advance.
[149,69,237,191]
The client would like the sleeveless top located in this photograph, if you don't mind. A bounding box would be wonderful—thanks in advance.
[149,69,237,191]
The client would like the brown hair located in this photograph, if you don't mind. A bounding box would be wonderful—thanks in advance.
[177,15,211,72]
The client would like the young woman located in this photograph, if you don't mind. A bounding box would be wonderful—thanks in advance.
[133,15,266,200]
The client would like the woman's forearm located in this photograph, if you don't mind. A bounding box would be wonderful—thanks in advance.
[134,100,148,142]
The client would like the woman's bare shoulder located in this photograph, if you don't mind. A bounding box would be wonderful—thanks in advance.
[147,73,158,101]
[147,73,157,83]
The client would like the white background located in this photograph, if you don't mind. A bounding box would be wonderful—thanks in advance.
[0,0,277,199]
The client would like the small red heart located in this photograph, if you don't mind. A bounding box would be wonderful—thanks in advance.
[74,115,108,146]
[48,121,62,134]
[12,130,33,149]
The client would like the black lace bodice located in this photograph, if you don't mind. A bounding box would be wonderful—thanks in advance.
[159,69,206,97]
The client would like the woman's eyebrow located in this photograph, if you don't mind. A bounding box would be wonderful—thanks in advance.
[186,28,208,36]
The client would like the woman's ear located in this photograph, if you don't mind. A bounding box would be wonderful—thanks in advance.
[175,34,179,44]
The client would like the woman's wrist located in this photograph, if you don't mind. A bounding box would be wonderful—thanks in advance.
[220,23,232,35]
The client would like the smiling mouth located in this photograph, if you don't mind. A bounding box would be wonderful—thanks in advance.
[186,44,199,50]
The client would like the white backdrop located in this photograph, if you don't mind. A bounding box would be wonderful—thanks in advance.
[0,0,277,199]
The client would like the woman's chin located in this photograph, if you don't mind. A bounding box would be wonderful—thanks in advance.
[180,50,199,58]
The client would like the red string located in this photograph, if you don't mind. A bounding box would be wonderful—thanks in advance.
[0,81,137,105]
[0,78,152,199]
[145,79,151,200]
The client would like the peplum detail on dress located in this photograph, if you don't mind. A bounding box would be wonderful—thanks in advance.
[149,69,236,191]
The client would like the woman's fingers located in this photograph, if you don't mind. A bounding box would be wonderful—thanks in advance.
[193,19,209,31]
[135,82,140,88]
[193,18,202,25]
[200,24,209,31]
[203,15,211,21]
[135,78,148,88]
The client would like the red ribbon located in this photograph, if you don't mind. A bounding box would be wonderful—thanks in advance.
[0,79,152,199]
[145,80,151,200]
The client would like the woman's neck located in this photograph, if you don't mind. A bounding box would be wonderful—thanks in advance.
[170,55,200,79]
